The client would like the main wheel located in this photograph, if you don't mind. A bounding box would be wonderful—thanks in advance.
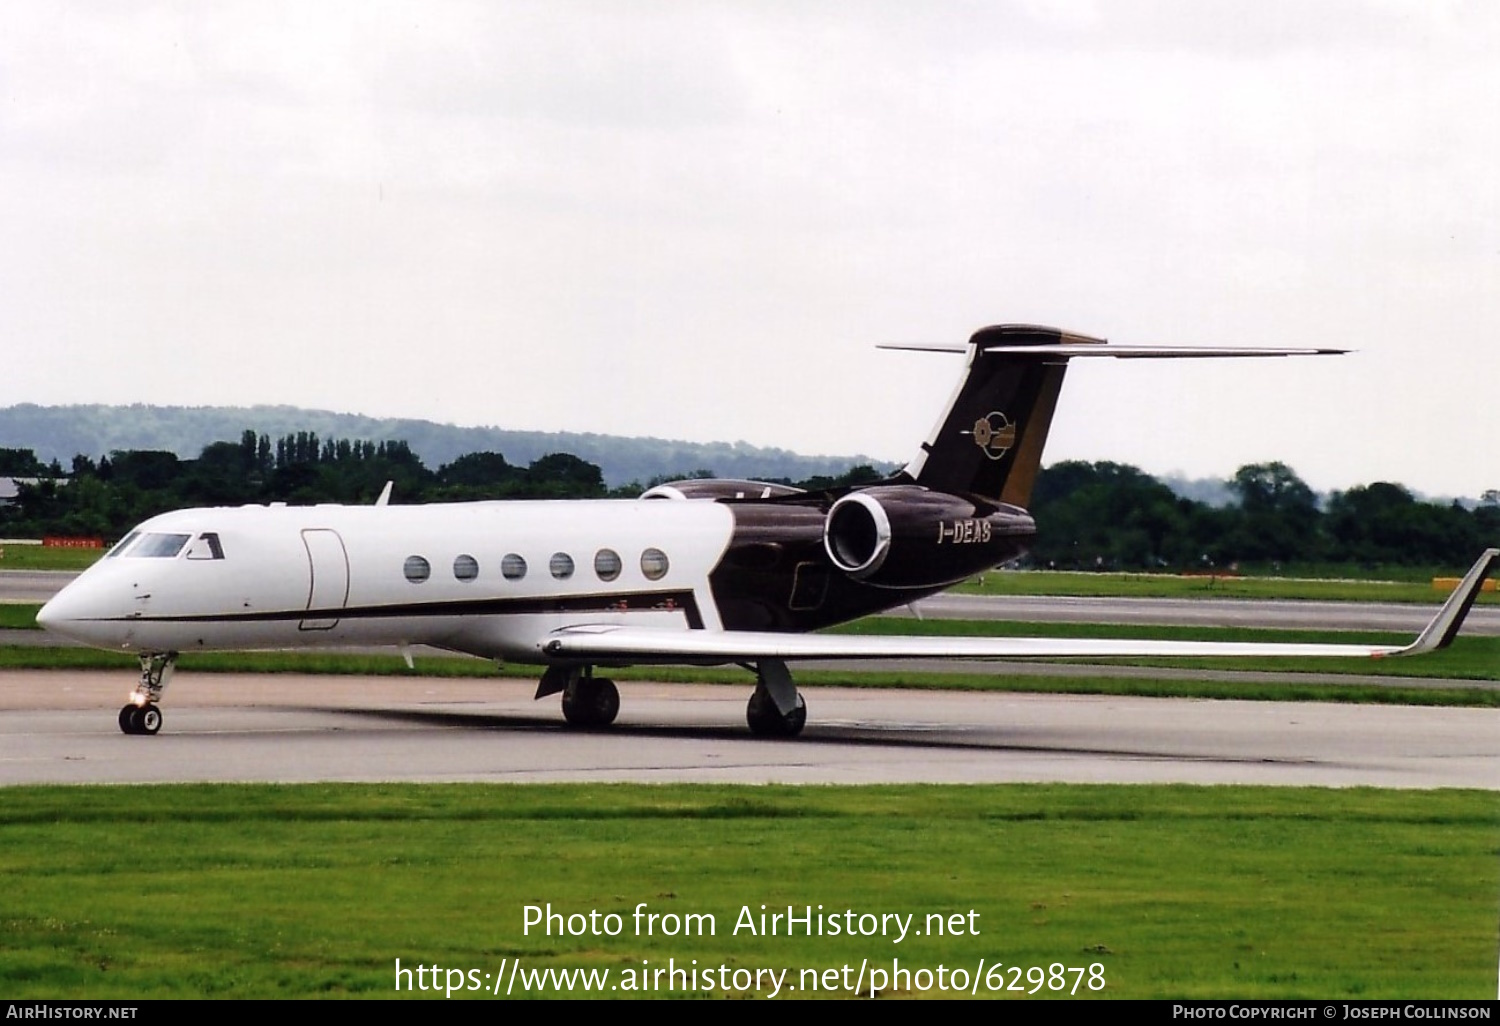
[746,687,807,737]
[561,677,620,728]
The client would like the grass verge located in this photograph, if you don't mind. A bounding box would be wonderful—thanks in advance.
[0,604,41,628]
[3,635,1496,708]
[0,547,103,571]
[1,783,1494,999]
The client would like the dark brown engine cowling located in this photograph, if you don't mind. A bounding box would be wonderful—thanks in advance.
[822,485,1035,588]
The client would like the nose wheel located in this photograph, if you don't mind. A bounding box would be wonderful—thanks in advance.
[118,652,176,736]
[118,703,163,735]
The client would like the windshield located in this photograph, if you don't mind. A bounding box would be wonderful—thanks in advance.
[126,533,192,558]
[105,531,141,558]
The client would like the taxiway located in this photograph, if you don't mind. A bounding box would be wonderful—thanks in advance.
[3,671,1494,789]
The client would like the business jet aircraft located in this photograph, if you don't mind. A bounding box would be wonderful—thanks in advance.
[36,324,1498,737]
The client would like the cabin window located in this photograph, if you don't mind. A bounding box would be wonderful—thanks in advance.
[549,552,575,580]
[106,532,141,558]
[131,533,191,559]
[640,547,669,581]
[594,548,622,582]
[403,555,431,583]
[185,532,225,560]
[453,554,479,582]
[501,553,527,580]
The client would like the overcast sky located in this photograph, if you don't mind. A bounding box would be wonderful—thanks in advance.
[2,1,1496,497]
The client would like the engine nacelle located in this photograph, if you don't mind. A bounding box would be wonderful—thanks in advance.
[823,486,1035,587]
[823,492,894,578]
[641,479,805,501]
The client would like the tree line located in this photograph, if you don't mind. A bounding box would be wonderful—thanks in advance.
[1,436,1493,570]
[0,431,882,541]
[1028,460,1497,571]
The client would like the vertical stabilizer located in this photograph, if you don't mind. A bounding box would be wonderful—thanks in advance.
[896,324,1101,506]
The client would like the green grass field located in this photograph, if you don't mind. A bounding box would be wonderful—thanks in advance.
[0,545,104,571]
[0,604,39,628]
[1,784,1494,1000]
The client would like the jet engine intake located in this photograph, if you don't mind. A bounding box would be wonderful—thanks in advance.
[822,486,1036,588]
[823,493,892,578]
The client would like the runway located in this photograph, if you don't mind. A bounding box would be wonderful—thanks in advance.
[4,671,1495,789]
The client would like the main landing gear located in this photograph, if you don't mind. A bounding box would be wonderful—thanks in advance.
[537,666,620,729]
[119,652,176,736]
[745,659,806,738]
[534,658,807,737]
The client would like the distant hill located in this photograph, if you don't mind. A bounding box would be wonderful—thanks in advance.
[0,404,895,488]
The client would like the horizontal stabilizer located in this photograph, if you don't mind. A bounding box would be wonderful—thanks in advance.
[879,343,1348,358]
[979,345,1349,359]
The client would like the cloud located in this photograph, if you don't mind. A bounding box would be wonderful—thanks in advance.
[1,1,1496,495]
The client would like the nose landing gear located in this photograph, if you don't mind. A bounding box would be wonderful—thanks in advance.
[119,652,176,736]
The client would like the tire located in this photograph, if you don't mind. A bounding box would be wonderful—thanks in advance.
[590,678,620,727]
[119,704,139,735]
[561,678,620,728]
[746,688,806,737]
[137,706,162,735]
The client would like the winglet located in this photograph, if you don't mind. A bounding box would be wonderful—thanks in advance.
[375,480,394,507]
[1394,548,1498,656]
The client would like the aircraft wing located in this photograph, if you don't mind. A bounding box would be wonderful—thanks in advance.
[540,549,1497,665]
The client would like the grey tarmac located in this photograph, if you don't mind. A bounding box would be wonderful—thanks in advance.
[0,570,79,604]
[2,670,1495,789]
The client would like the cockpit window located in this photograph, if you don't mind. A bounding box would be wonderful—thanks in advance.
[130,533,191,558]
[185,533,225,560]
[105,531,141,559]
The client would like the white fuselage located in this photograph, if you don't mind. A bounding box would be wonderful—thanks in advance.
[37,499,737,663]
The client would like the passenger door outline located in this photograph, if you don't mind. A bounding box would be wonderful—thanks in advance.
[300,528,350,631]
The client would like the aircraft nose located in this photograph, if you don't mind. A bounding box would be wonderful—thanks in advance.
[35,588,84,637]
[34,584,119,648]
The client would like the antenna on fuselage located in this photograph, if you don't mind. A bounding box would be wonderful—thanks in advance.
[375,481,394,507]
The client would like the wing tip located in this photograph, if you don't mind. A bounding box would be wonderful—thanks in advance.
[1398,548,1499,655]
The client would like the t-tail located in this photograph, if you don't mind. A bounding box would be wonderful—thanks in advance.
[882,323,1346,508]
[884,324,1100,507]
